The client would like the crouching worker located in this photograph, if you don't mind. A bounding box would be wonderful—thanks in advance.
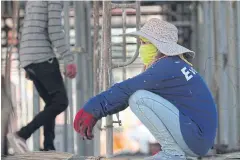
[73,18,217,160]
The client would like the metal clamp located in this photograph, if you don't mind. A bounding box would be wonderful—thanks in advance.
[111,3,136,9]
[96,114,122,131]
[72,47,85,53]
[113,113,122,126]
[113,120,122,126]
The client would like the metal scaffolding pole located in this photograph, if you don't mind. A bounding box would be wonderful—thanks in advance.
[63,1,74,153]
[93,1,101,156]
[20,71,27,126]
[93,0,100,96]
[85,2,94,156]
[226,1,239,150]
[190,2,198,67]
[214,1,229,147]
[234,1,240,145]
[208,2,215,92]
[100,1,141,156]
[102,1,113,157]
[196,3,205,75]
[32,86,40,150]
[202,2,213,83]
[122,3,127,81]
[74,1,93,156]
[86,1,93,98]
[74,1,85,155]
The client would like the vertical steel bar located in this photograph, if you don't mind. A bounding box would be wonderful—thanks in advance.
[190,2,198,67]
[214,1,229,146]
[63,1,73,153]
[74,1,93,156]
[196,2,203,74]
[86,1,94,98]
[84,2,94,156]
[93,1,100,97]
[74,1,85,155]
[26,80,34,150]
[136,1,141,52]
[234,1,240,144]
[213,1,219,146]
[202,2,210,83]
[63,2,68,153]
[11,1,21,132]
[208,2,218,148]
[207,2,216,114]
[20,71,27,126]
[102,1,113,157]
[122,3,127,81]
[99,4,105,155]
[5,1,19,91]
[226,1,238,150]
[20,71,24,126]
[197,2,211,77]
[208,1,215,91]
[93,1,102,156]
[32,86,40,150]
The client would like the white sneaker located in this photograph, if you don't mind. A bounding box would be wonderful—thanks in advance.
[7,133,29,154]
[144,151,187,160]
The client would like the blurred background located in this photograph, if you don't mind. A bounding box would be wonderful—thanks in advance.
[1,0,240,159]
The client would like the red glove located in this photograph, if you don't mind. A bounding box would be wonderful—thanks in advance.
[73,109,97,140]
[65,63,77,79]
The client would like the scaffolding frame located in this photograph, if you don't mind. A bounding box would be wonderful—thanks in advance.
[96,1,141,157]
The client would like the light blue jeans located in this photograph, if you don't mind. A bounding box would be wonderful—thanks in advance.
[129,90,199,157]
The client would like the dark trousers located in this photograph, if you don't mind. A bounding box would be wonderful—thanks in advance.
[17,58,68,150]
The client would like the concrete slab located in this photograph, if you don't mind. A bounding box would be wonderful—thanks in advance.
[110,152,240,160]
[2,151,240,160]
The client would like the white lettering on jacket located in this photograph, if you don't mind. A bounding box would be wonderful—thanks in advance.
[181,67,196,81]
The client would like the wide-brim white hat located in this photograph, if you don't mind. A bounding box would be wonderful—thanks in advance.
[122,18,195,59]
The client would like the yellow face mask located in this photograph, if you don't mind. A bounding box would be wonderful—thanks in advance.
[139,37,158,66]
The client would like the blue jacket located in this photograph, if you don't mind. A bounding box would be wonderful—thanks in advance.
[83,56,217,153]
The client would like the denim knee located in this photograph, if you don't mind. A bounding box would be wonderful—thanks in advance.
[50,89,69,115]
[129,90,147,106]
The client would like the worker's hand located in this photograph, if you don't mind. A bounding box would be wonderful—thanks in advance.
[65,63,77,79]
[73,109,97,140]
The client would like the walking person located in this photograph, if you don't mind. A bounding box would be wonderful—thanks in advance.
[73,18,217,160]
[7,1,77,153]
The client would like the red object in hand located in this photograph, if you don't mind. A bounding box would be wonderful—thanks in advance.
[65,63,77,79]
[73,109,97,140]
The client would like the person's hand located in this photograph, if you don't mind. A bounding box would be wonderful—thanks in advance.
[73,109,97,140]
[65,63,77,79]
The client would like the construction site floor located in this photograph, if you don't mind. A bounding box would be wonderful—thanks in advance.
[110,152,240,160]
[2,151,240,160]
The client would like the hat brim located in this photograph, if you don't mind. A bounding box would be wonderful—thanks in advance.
[121,31,195,58]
